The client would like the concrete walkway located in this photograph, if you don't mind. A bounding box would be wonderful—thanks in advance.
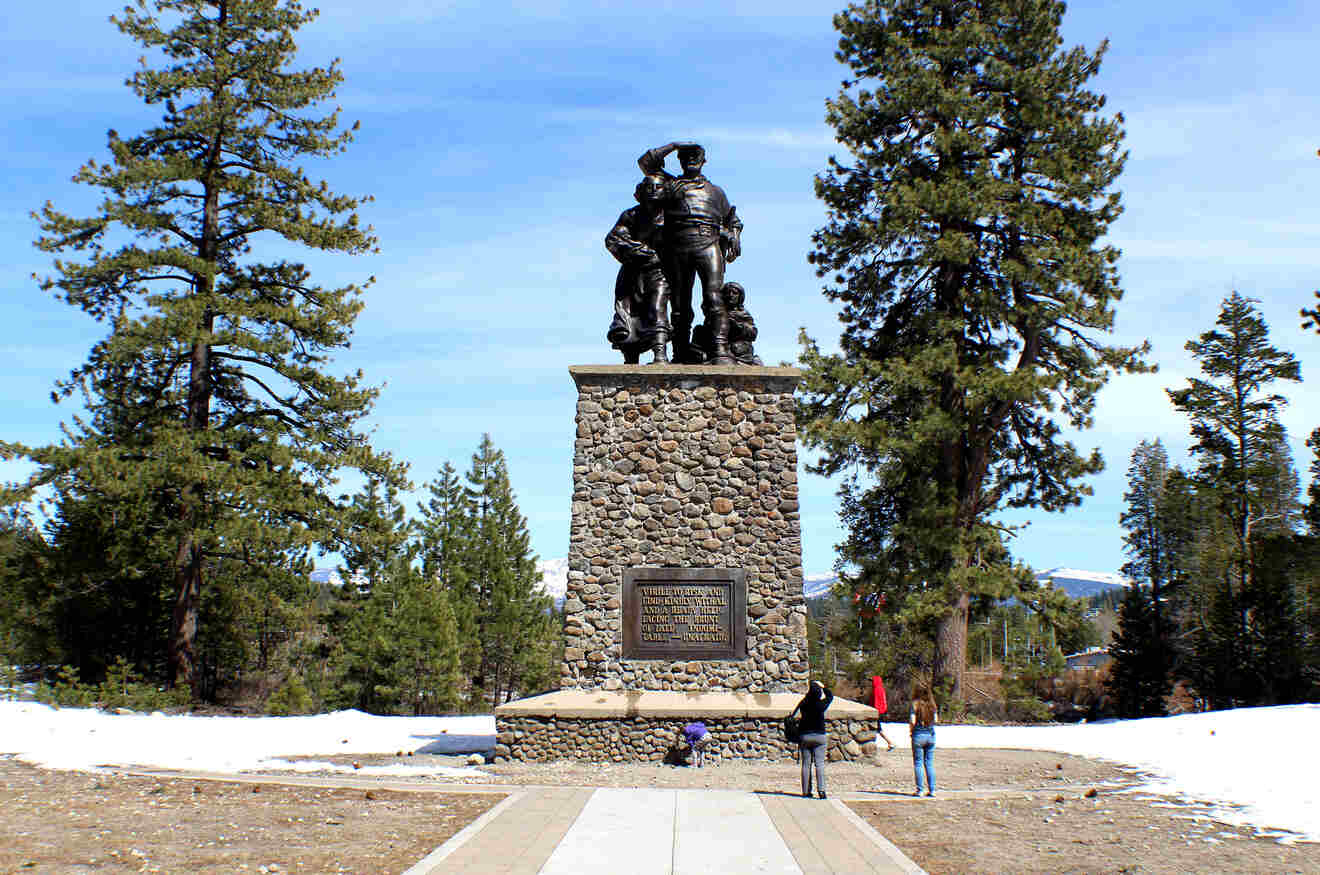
[405,787,925,875]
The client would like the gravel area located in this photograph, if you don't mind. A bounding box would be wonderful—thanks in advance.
[284,746,1131,793]
[0,757,503,873]
[850,790,1320,873]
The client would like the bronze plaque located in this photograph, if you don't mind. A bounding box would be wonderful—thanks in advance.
[622,567,747,660]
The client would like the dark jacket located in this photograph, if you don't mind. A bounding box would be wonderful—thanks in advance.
[794,685,834,735]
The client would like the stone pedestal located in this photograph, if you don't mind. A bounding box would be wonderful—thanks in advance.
[494,364,876,762]
[497,691,879,763]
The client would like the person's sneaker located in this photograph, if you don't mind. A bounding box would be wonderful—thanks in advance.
[818,792,827,800]
[914,790,924,796]
[925,791,934,797]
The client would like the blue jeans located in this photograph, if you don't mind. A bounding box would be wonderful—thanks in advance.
[911,729,935,793]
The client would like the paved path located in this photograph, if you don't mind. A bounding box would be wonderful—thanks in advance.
[118,768,929,873]
[405,787,925,875]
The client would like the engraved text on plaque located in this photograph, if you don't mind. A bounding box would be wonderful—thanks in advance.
[622,567,747,660]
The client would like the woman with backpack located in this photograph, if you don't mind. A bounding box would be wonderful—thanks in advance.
[790,680,834,799]
[909,683,938,796]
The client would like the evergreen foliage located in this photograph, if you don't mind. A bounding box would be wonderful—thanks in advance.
[3,0,405,692]
[800,0,1148,697]
[1301,289,1320,334]
[416,461,480,679]
[1166,292,1303,708]
[1115,439,1183,706]
[321,479,462,715]
[1106,585,1166,717]
[1305,429,1320,536]
[462,436,557,707]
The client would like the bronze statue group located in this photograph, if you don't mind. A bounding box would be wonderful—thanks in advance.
[606,141,762,366]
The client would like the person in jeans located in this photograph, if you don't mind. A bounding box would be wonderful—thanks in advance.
[909,683,938,796]
[681,721,710,768]
[791,680,834,799]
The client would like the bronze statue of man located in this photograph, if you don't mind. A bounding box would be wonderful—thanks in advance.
[637,141,743,365]
[605,174,671,364]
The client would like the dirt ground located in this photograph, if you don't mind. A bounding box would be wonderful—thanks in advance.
[0,757,503,873]
[849,790,1320,874]
[3,748,1315,873]
[311,746,1128,793]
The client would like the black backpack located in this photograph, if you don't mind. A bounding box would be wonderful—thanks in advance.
[783,710,801,744]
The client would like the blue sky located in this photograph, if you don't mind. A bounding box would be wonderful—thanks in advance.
[2,1,1317,578]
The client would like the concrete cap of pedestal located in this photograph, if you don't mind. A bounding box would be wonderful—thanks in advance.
[568,364,802,378]
[494,689,878,720]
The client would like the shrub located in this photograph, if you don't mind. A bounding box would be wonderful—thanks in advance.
[35,660,187,711]
[265,673,316,716]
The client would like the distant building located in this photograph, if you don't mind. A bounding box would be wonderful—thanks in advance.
[1064,647,1112,671]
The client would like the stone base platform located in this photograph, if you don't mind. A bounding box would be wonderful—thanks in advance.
[494,690,879,763]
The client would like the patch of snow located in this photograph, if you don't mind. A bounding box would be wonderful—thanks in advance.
[2,702,1316,843]
[930,705,1319,844]
[0,702,493,776]
[258,758,480,778]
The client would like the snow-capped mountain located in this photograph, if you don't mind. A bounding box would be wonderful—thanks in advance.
[536,557,570,605]
[797,567,1131,602]
[310,568,341,586]
[803,572,838,600]
[1035,567,1131,599]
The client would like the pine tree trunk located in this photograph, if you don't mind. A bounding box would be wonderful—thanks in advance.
[935,590,970,700]
[168,101,222,696]
[168,533,202,690]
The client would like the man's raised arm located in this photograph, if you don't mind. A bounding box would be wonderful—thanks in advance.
[638,141,696,174]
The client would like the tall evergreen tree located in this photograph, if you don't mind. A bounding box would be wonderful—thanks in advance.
[799,0,1148,697]
[418,462,475,591]
[324,478,462,715]
[0,509,55,671]
[464,435,552,706]
[1117,439,1188,705]
[416,462,480,688]
[3,0,404,691]
[1304,429,1320,536]
[1106,585,1166,718]
[1168,292,1303,707]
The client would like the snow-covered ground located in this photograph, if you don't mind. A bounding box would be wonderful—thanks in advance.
[1,701,1315,843]
[0,701,494,779]
[933,705,1319,845]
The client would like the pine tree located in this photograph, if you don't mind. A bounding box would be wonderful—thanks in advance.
[1117,439,1186,705]
[0,509,55,672]
[416,461,480,685]
[3,0,405,691]
[1301,290,1320,334]
[418,462,475,592]
[464,435,552,707]
[799,0,1149,697]
[1106,585,1166,718]
[326,478,462,715]
[1304,429,1320,536]
[1168,292,1303,707]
